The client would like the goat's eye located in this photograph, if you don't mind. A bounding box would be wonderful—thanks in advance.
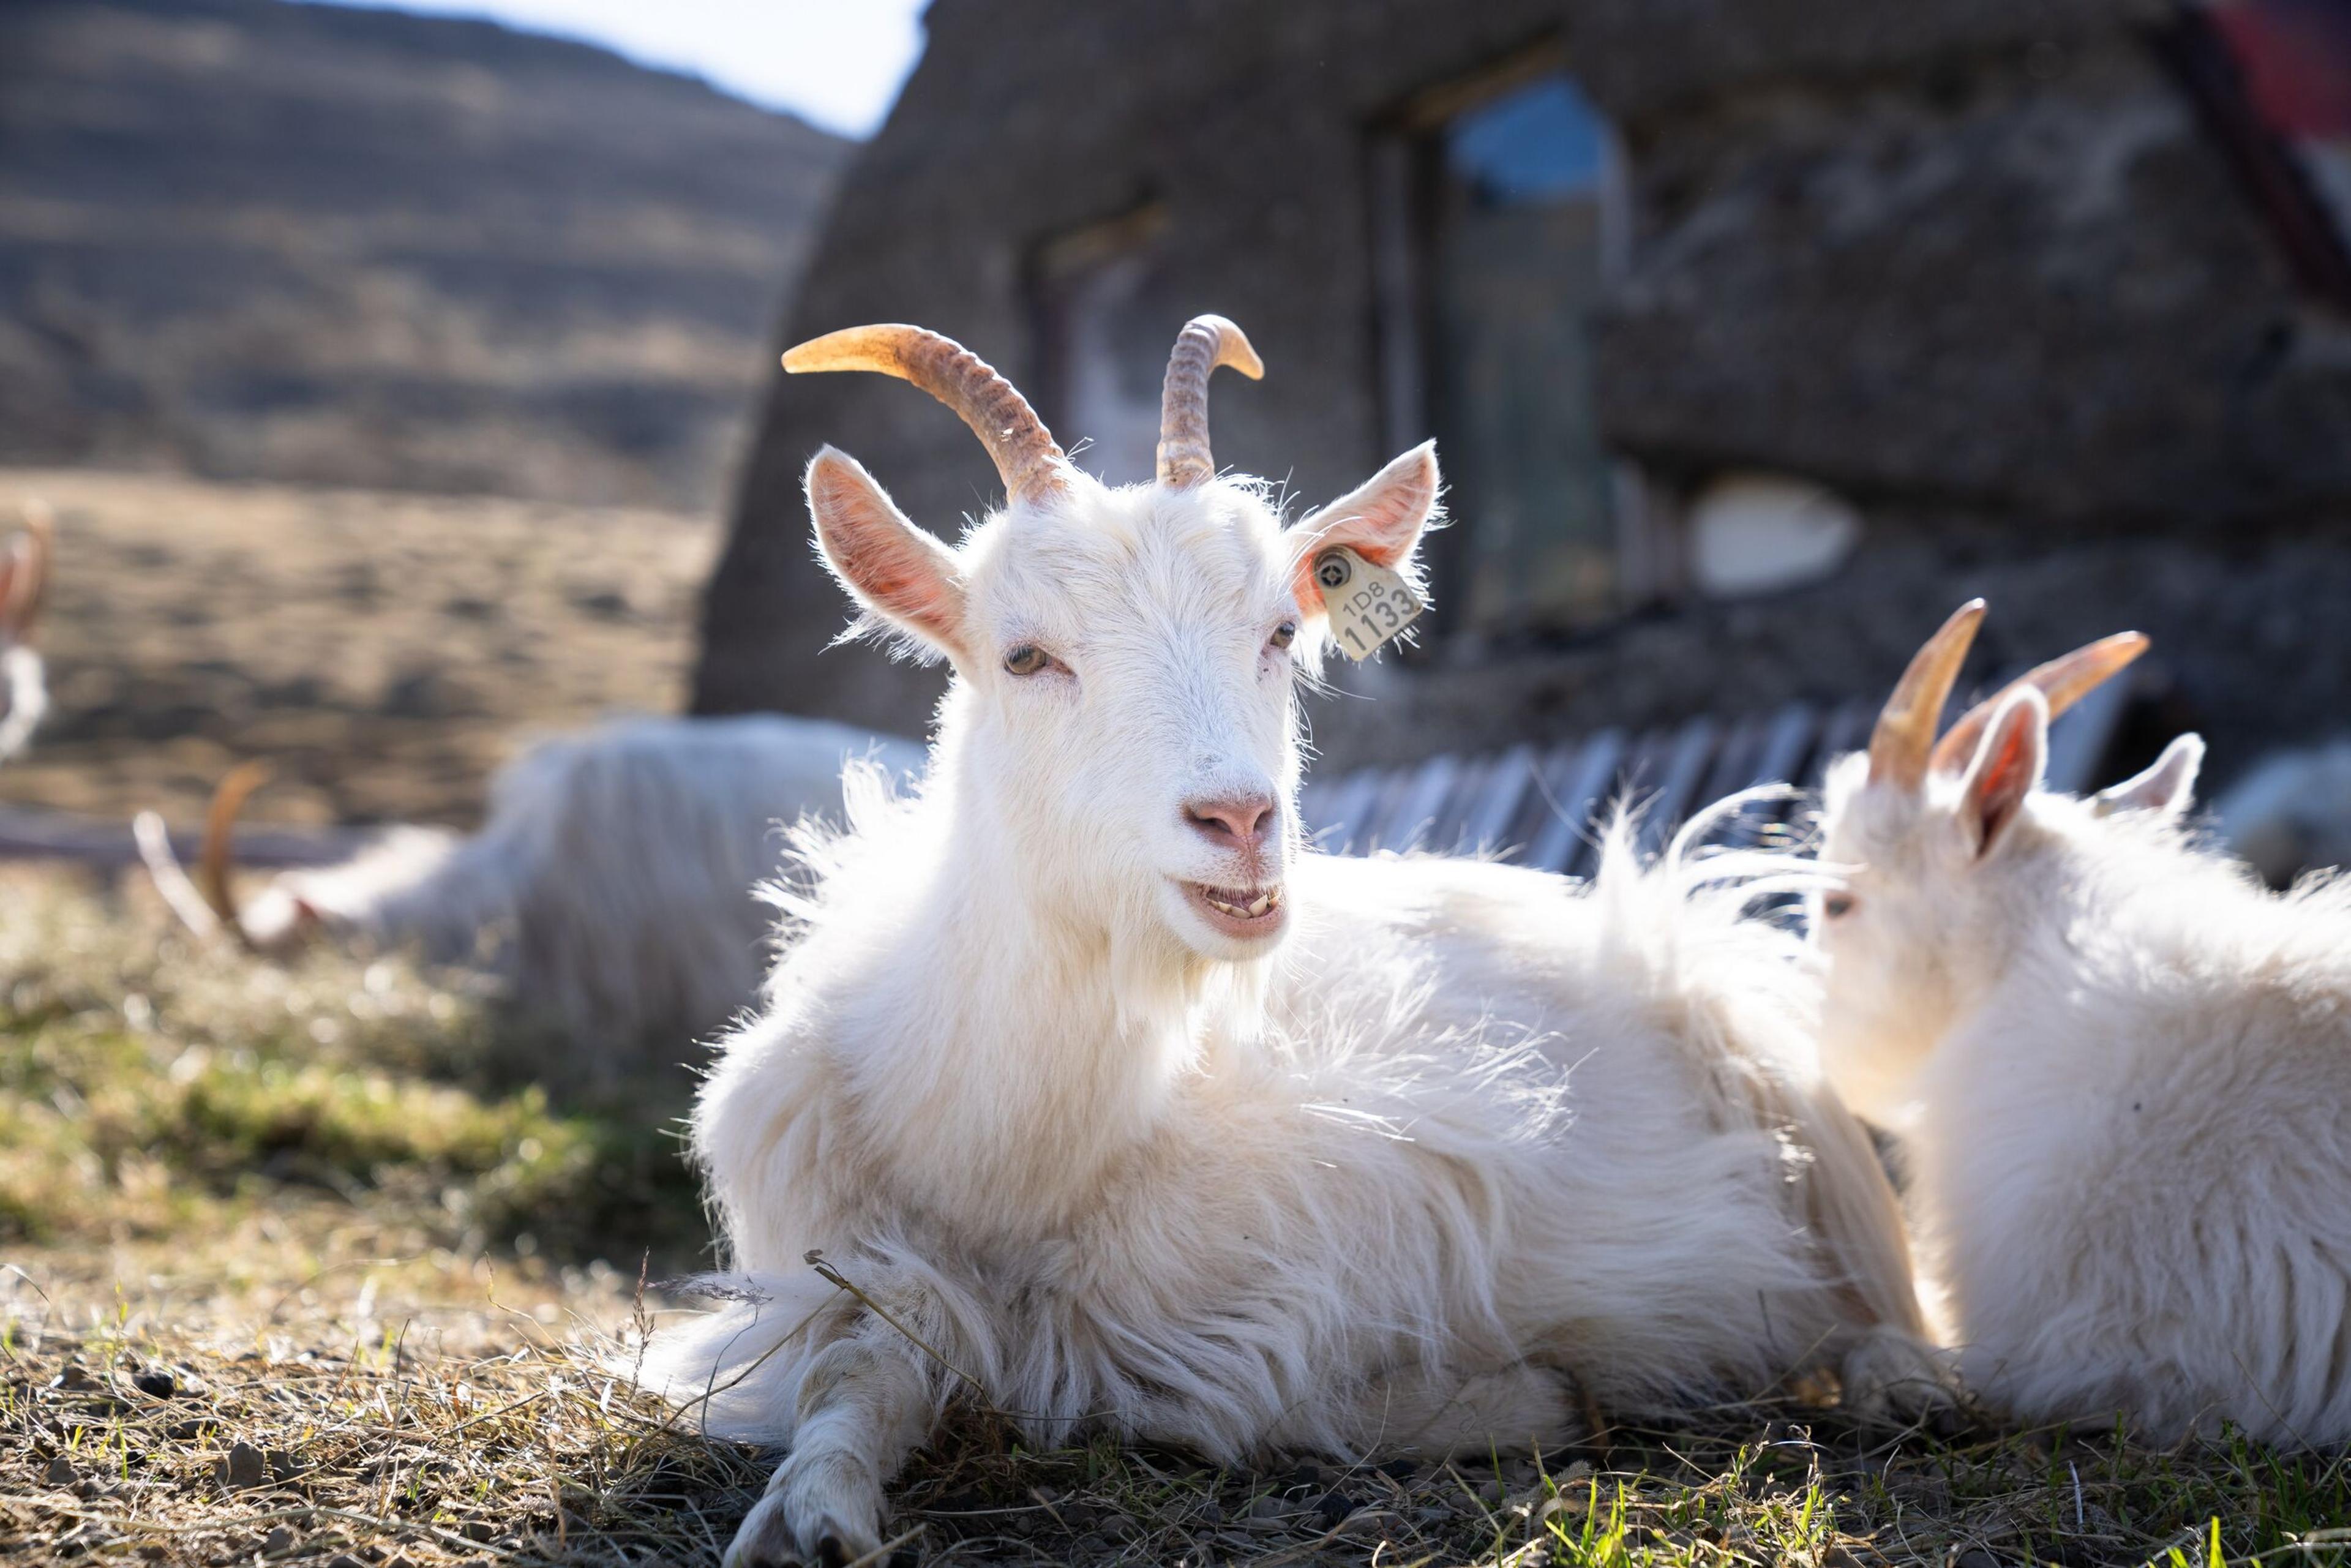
[1269,621,1297,651]
[1003,645,1049,677]
[1821,893,1856,920]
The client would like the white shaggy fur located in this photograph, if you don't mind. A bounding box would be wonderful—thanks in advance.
[2214,738,2351,888]
[1818,695,2351,1447]
[648,422,1942,1567]
[203,715,921,1071]
[0,644,45,765]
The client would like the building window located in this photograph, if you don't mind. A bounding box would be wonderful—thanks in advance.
[1029,204,1174,487]
[1372,49,1630,643]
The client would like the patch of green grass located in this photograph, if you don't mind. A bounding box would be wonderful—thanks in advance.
[0,867,700,1262]
[843,1406,2351,1566]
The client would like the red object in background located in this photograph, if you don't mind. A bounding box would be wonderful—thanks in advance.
[2162,0,2351,312]
[2209,0,2351,136]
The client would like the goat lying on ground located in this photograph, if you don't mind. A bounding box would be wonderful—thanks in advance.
[0,501,53,763]
[645,317,1947,1568]
[1814,601,2351,1446]
[140,714,922,1073]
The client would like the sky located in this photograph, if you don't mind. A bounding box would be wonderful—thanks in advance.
[294,0,931,138]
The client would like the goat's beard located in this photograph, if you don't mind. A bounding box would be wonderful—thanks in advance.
[1103,879,1276,1049]
[1107,887,1202,1040]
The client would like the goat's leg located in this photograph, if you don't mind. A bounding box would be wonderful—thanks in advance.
[726,1335,934,1568]
[1833,1321,1960,1430]
[1314,1359,1580,1459]
[1782,1078,1963,1427]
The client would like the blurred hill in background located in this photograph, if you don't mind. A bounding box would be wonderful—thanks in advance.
[0,0,847,510]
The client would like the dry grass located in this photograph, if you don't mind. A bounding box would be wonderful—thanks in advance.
[13,1304,2351,1568]
[0,466,721,830]
[6,865,2351,1567]
[2,1266,742,1568]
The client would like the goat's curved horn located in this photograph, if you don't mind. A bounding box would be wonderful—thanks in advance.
[1868,599,1984,791]
[197,761,271,947]
[134,810,222,939]
[1930,631,2148,775]
[1157,315,1264,490]
[4,500,53,639]
[783,325,1068,508]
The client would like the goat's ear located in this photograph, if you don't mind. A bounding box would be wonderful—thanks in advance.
[2091,733,2203,820]
[1290,441,1440,614]
[1,509,48,641]
[1957,687,2047,857]
[806,447,969,663]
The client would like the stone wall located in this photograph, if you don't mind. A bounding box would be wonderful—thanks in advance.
[1584,10,2351,526]
[1308,518,2351,789]
[693,0,1568,730]
[694,0,2351,788]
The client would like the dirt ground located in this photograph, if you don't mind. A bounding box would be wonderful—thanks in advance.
[0,466,722,832]
[4,857,2347,1567]
[5,471,2347,1567]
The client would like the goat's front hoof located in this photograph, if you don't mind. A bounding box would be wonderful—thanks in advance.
[1840,1327,1965,1435]
[724,1458,886,1568]
[719,1496,792,1568]
[721,1495,803,1568]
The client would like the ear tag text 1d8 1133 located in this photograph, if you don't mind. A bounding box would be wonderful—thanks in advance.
[1315,547,1424,662]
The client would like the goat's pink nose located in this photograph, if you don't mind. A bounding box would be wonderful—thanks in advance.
[1184,794,1277,847]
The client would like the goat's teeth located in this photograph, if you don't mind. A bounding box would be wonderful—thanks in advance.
[1198,885,1281,921]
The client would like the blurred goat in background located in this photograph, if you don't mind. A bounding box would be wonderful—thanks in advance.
[140,714,923,1076]
[2214,738,2351,888]
[0,501,53,764]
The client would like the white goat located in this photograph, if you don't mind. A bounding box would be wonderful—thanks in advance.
[645,318,1946,1568]
[139,714,922,1071]
[1814,600,2351,1446]
[0,501,53,763]
[2213,738,2351,888]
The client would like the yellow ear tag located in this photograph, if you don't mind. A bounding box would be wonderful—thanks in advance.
[1314,547,1424,661]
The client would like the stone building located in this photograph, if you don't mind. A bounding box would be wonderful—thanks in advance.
[694,0,2351,789]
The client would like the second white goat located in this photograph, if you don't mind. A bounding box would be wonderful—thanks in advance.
[141,713,922,1071]
[1815,601,2351,1446]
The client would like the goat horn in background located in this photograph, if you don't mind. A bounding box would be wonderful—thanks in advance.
[135,810,223,940]
[198,761,272,947]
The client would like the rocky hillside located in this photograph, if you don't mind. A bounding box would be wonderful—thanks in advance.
[0,0,847,508]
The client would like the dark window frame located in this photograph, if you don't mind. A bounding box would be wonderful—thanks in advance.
[1365,39,1641,653]
[1025,200,1175,487]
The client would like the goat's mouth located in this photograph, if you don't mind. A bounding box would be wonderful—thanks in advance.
[1179,880,1288,940]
